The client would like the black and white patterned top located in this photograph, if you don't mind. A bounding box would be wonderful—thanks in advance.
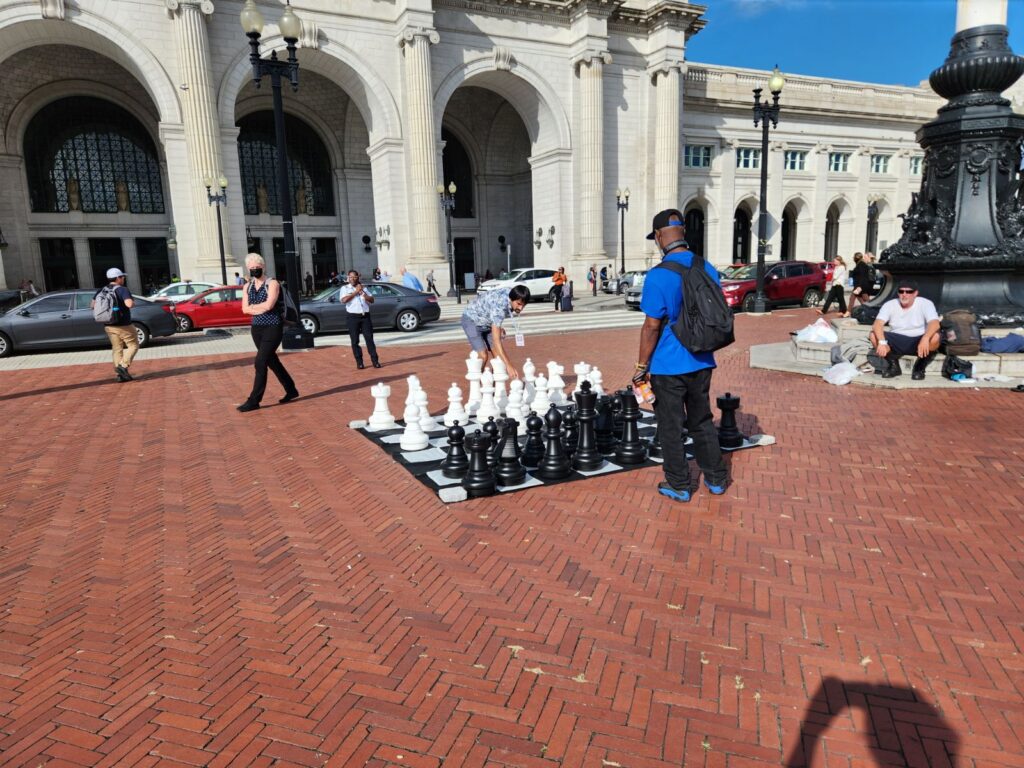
[248,280,281,326]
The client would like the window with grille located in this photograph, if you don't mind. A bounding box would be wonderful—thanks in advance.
[736,148,761,169]
[684,145,712,168]
[828,152,850,173]
[871,154,891,174]
[784,150,807,171]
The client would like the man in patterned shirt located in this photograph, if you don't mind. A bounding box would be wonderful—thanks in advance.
[461,285,528,378]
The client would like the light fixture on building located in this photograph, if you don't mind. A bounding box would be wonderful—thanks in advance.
[547,225,555,249]
[535,227,543,250]
[498,235,506,252]
[167,225,177,251]
[246,225,254,250]
[362,235,372,252]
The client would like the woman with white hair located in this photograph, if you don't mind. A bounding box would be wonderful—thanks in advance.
[237,253,298,412]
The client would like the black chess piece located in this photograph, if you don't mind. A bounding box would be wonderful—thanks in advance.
[646,424,663,459]
[717,392,745,449]
[560,406,579,458]
[535,404,572,479]
[572,381,604,472]
[462,429,496,497]
[614,388,648,465]
[521,411,545,467]
[440,420,469,478]
[612,395,625,441]
[595,395,617,455]
[483,416,501,468]
[494,418,526,486]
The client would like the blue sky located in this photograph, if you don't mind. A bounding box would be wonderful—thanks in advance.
[686,0,1024,87]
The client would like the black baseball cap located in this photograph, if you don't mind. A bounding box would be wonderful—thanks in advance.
[896,277,918,291]
[646,208,685,240]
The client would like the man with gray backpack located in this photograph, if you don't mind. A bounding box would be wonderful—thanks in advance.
[91,267,137,382]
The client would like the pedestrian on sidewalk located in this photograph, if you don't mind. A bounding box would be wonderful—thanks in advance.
[304,271,314,296]
[341,269,381,370]
[847,252,875,317]
[91,267,138,383]
[237,253,299,412]
[426,269,441,296]
[552,267,567,311]
[587,265,596,296]
[400,266,424,292]
[818,255,848,316]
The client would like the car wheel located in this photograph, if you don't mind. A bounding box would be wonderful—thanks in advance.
[176,314,194,332]
[0,332,12,358]
[133,323,151,348]
[741,293,756,313]
[802,288,823,307]
[396,309,420,332]
[301,314,319,335]
[547,288,558,303]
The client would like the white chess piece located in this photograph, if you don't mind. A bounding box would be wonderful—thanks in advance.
[400,401,429,451]
[589,367,604,395]
[405,375,422,408]
[443,382,468,427]
[546,361,567,406]
[368,382,397,430]
[573,361,591,394]
[415,389,443,432]
[476,369,499,421]
[506,379,527,435]
[465,351,483,416]
[490,358,509,414]
[532,373,551,414]
[522,357,537,406]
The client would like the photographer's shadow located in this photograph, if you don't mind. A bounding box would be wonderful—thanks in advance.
[785,677,960,767]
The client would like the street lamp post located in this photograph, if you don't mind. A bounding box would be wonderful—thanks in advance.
[751,66,785,314]
[438,181,459,302]
[616,188,630,274]
[240,0,312,349]
[204,174,229,285]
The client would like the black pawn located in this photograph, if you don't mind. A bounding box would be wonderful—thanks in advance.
[462,430,496,497]
[521,411,545,467]
[440,420,469,478]
[572,381,604,472]
[595,395,617,455]
[483,416,501,468]
[561,407,579,458]
[614,388,648,465]
[646,424,663,459]
[535,405,572,480]
[717,392,745,449]
[494,419,526,486]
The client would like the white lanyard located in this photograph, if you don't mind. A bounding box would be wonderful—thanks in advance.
[510,313,524,347]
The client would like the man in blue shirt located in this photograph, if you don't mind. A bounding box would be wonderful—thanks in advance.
[634,209,728,502]
[400,266,425,292]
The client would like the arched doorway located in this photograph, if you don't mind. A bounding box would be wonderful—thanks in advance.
[733,205,753,264]
[780,203,799,261]
[824,203,841,260]
[684,206,705,258]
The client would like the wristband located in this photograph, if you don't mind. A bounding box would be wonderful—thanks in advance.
[635,362,649,371]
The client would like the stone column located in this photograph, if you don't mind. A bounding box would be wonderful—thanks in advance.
[398,27,444,264]
[165,0,225,276]
[121,237,141,289]
[653,65,682,210]
[73,237,92,288]
[576,51,611,261]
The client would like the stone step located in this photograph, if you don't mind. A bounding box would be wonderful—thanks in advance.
[828,317,1024,344]
[791,338,1017,376]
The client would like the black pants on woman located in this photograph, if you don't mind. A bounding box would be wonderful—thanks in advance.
[821,284,847,314]
[246,324,296,405]
[552,284,564,310]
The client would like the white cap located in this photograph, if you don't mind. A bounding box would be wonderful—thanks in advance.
[106,267,126,279]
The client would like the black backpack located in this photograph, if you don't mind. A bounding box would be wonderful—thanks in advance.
[275,282,300,325]
[655,254,735,353]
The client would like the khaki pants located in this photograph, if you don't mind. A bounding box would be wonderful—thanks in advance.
[105,325,139,369]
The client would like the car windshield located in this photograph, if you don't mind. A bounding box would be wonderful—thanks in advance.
[312,286,338,301]
[496,271,521,281]
[726,265,757,280]
[633,274,646,288]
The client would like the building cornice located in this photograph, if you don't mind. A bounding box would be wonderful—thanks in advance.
[434,0,705,35]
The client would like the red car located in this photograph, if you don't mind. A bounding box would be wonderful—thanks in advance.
[720,261,826,312]
[173,285,247,331]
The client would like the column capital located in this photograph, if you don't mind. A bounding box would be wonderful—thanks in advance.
[573,50,612,70]
[397,26,440,49]
[648,61,686,81]
[165,0,214,18]
[40,0,66,20]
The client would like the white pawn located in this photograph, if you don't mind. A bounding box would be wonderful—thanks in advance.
[506,379,527,435]
[546,361,567,406]
[443,382,467,427]
[522,358,537,406]
[400,401,429,451]
[589,367,604,395]
[490,358,509,414]
[532,373,551,414]
[573,362,591,394]
[465,351,483,415]
[368,382,397,430]
[476,369,499,422]
[416,389,443,432]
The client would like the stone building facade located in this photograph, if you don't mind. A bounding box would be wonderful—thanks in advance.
[0,0,945,293]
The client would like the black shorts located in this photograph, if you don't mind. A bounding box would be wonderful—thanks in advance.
[884,331,922,357]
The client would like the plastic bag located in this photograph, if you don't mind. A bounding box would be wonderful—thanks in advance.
[823,360,860,386]
[795,318,839,344]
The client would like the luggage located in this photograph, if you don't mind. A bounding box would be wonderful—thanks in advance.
[940,309,981,356]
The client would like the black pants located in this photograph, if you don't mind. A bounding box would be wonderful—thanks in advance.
[427,280,440,297]
[247,324,295,405]
[553,284,564,310]
[821,285,847,313]
[346,313,378,365]
[651,368,727,490]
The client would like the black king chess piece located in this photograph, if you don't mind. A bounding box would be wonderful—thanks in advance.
[494,418,526,486]
[560,406,579,458]
[535,404,572,479]
[595,394,617,455]
[572,381,604,472]
[521,411,545,467]
[462,429,496,497]
[483,416,501,468]
[716,392,745,450]
[440,420,469,478]
[614,388,648,465]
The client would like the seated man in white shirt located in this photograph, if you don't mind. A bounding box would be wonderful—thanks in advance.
[869,278,940,380]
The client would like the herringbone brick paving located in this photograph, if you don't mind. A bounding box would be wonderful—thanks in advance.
[0,309,1021,767]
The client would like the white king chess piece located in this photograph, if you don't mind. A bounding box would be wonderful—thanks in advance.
[522,357,537,406]
[465,351,483,416]
[588,367,604,395]
[415,389,443,433]
[573,361,591,394]
[400,400,429,451]
[405,374,422,408]
[443,382,468,427]
[368,382,397,430]
[476,369,499,422]
[506,379,527,435]
[531,373,551,414]
[490,358,509,414]
[546,361,567,406]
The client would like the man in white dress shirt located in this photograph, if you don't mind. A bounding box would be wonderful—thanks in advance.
[340,269,381,369]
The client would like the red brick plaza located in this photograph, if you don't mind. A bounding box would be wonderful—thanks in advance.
[0,310,1021,767]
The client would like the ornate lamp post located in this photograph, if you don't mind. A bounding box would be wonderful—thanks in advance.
[751,66,785,313]
[203,174,229,285]
[438,181,459,301]
[616,188,630,274]
[240,0,312,349]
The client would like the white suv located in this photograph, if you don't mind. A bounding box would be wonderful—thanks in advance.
[477,268,556,303]
[146,281,218,304]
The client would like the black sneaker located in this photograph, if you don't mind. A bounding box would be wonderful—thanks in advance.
[278,390,300,404]
[115,365,133,382]
[237,402,261,413]
[881,360,902,378]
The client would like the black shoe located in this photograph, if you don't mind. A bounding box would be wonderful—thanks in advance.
[237,402,261,412]
[279,390,300,404]
[373,361,382,369]
[115,365,132,382]
[911,354,934,381]
[357,363,365,370]
[881,355,902,379]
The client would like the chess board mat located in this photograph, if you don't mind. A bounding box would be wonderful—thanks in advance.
[354,407,764,502]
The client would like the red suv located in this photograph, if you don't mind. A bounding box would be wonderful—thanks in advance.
[720,261,826,312]
[173,285,247,331]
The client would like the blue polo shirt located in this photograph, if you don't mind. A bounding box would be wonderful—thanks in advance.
[639,250,721,375]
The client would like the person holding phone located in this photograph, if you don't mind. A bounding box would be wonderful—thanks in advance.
[340,269,381,370]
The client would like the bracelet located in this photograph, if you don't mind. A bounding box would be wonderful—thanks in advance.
[635,362,649,371]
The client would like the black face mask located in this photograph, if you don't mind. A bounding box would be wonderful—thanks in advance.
[250,268,263,279]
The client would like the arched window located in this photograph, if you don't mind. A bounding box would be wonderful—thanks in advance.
[237,112,334,216]
[24,96,165,214]
[441,128,475,219]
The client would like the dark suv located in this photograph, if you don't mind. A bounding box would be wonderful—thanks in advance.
[719,261,826,312]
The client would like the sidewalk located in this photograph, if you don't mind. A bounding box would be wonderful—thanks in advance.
[0,312,1021,767]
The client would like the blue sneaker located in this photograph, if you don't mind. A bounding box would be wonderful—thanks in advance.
[704,479,726,495]
[658,482,691,503]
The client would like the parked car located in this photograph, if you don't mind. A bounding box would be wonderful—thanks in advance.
[477,268,556,303]
[720,261,826,312]
[625,273,646,310]
[604,270,647,295]
[146,281,218,304]
[173,285,247,331]
[299,282,441,335]
[0,290,176,357]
